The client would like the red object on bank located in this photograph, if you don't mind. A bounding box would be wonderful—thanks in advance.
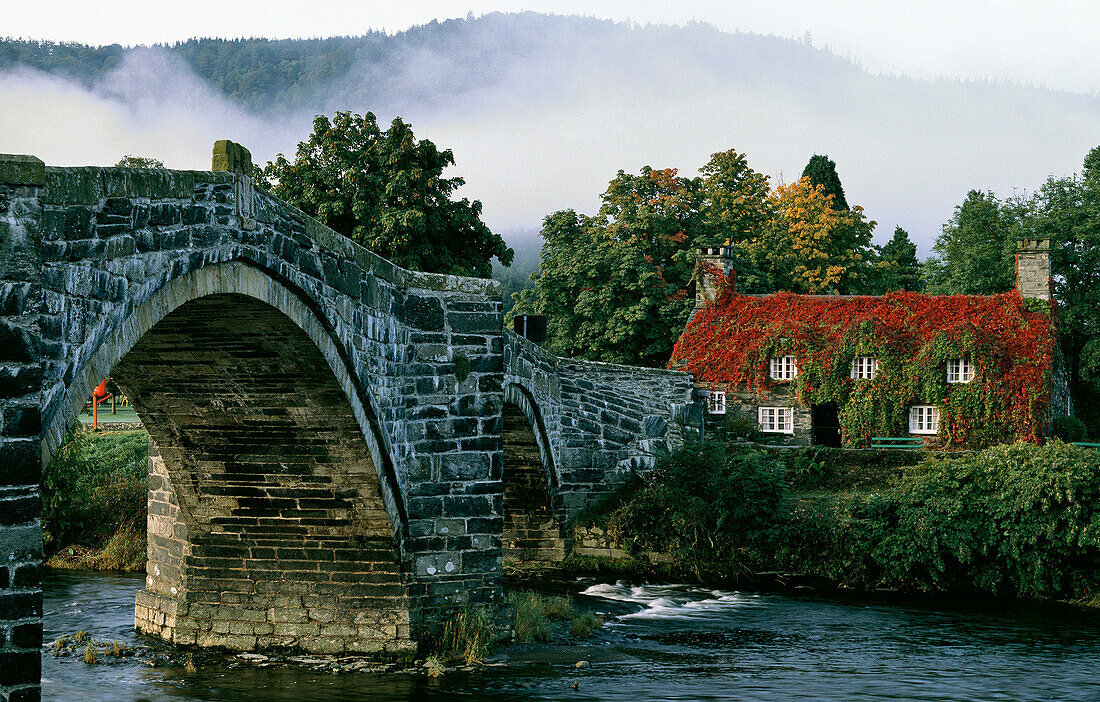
[91,380,113,430]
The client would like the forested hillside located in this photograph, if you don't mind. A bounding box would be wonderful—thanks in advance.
[0,13,861,113]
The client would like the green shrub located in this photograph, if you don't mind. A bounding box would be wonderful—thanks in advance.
[569,612,604,638]
[512,591,554,643]
[1051,416,1087,443]
[603,440,786,572]
[873,441,1100,599]
[768,446,920,490]
[42,430,148,552]
[582,438,1100,602]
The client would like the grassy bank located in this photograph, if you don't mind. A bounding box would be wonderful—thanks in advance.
[43,429,148,572]
[578,439,1100,602]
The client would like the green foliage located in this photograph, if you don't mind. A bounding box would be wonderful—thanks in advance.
[766,446,920,491]
[42,430,148,553]
[801,153,848,211]
[873,226,923,292]
[263,111,513,278]
[569,612,604,638]
[602,440,786,572]
[1051,416,1087,443]
[873,442,1100,598]
[923,190,1016,295]
[115,155,165,169]
[513,150,777,366]
[436,606,493,665]
[926,147,1100,437]
[509,591,602,643]
[591,440,1100,601]
[512,591,554,643]
[47,527,146,572]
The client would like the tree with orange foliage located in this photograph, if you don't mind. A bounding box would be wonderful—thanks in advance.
[743,177,876,294]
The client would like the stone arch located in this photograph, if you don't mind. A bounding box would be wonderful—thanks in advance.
[42,261,414,654]
[42,260,407,541]
[501,382,565,562]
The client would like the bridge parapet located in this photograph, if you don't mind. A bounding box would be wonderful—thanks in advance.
[503,330,698,519]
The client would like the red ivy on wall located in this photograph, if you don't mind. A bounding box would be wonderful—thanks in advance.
[670,274,1056,447]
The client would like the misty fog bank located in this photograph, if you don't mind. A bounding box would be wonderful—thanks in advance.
[2,12,1098,254]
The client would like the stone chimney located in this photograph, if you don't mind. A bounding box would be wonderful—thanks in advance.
[1016,237,1051,300]
[695,246,736,309]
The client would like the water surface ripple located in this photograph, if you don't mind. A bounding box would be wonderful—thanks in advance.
[43,571,1100,701]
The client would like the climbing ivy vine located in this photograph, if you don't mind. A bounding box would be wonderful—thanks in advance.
[671,273,1056,448]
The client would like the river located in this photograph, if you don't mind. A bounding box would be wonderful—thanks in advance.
[42,571,1100,701]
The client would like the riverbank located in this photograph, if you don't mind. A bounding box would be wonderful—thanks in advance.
[43,429,148,572]
[566,439,1100,604]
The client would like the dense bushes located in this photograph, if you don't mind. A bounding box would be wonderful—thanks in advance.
[600,441,785,575]
[589,439,1100,601]
[42,430,148,569]
[1052,415,1088,443]
[873,441,1100,598]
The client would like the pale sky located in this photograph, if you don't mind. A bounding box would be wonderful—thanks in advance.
[3,2,1099,255]
[5,0,1100,94]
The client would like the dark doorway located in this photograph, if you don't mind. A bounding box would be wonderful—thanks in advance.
[812,403,842,447]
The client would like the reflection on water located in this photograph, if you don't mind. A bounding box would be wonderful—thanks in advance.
[43,570,1100,701]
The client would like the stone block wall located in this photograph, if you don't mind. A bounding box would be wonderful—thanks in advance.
[571,524,673,565]
[0,147,511,695]
[503,330,698,522]
[0,158,46,702]
[711,384,813,446]
[1015,237,1051,301]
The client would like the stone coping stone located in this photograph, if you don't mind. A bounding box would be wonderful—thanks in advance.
[42,166,201,204]
[33,164,500,296]
[0,154,46,186]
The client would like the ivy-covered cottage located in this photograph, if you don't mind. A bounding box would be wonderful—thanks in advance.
[671,240,1072,449]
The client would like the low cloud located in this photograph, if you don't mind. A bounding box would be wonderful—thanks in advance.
[2,17,1099,256]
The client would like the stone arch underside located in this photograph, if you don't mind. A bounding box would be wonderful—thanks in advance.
[112,293,411,653]
[501,384,565,562]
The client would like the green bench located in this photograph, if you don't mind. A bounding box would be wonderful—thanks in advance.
[1072,442,1100,450]
[871,437,924,451]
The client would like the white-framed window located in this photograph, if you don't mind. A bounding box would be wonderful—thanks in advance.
[946,358,974,383]
[706,390,726,415]
[850,356,879,380]
[758,407,794,434]
[769,356,798,381]
[908,405,939,435]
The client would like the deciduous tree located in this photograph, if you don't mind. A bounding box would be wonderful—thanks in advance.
[262,111,512,277]
[745,178,875,294]
[923,190,1014,294]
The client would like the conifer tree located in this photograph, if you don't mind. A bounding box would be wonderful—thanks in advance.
[801,154,849,211]
[878,226,923,291]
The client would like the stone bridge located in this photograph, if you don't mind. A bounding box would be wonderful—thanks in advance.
[501,332,696,560]
[0,143,697,700]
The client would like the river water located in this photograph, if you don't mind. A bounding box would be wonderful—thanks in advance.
[42,571,1100,701]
